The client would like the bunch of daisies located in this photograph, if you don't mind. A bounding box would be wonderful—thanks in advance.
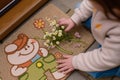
[43,19,70,49]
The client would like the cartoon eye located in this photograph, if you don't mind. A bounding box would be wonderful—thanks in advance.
[27,45,30,48]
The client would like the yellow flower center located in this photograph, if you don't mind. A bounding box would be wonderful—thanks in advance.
[38,22,42,26]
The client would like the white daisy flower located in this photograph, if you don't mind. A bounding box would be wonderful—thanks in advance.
[45,32,49,36]
[46,39,50,43]
[61,26,65,29]
[44,42,49,47]
[50,42,54,46]
[52,28,56,32]
[58,33,62,37]
[59,30,62,33]
[53,36,56,40]
[55,24,59,27]
[56,41,60,45]
[53,31,58,35]
[53,32,57,36]
[43,35,47,39]
[50,20,57,26]
[48,33,52,37]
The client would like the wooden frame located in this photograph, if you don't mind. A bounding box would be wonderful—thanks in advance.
[0,0,20,16]
[0,0,48,41]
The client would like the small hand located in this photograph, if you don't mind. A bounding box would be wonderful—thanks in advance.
[11,66,27,76]
[40,48,48,57]
[56,55,74,74]
[58,18,76,32]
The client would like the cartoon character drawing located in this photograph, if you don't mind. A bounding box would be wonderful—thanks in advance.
[4,33,65,80]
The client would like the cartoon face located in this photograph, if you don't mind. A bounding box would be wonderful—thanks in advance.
[6,39,39,65]
[20,39,38,55]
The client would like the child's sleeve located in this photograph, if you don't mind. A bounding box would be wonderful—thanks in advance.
[72,25,120,71]
[71,0,94,25]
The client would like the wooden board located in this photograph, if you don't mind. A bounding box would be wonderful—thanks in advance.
[0,4,94,80]
[0,0,20,16]
[0,0,48,41]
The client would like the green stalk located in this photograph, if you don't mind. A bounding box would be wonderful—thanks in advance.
[71,38,87,45]
[55,45,73,55]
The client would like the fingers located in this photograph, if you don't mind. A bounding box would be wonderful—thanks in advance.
[58,18,70,32]
[63,68,74,74]
[62,54,72,59]
[56,62,67,73]
[56,59,65,64]
[58,18,75,32]
[56,59,68,72]
[57,62,66,68]
[58,18,68,25]
[64,25,73,32]
[56,57,74,74]
[57,65,67,72]
[58,18,67,25]
[57,65,74,74]
[56,55,71,64]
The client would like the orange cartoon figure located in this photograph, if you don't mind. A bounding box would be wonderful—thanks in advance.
[4,33,65,80]
[4,33,48,76]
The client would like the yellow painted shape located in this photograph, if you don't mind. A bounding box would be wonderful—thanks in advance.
[36,61,42,68]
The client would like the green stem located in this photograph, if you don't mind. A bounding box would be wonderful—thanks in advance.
[55,45,73,55]
[71,38,87,45]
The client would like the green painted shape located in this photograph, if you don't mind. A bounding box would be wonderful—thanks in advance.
[43,54,55,63]
[42,54,57,73]
[19,54,58,80]
[19,73,29,80]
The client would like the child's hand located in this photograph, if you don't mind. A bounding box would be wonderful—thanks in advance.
[58,18,76,32]
[56,54,75,74]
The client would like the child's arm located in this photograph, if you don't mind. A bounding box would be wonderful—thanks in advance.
[71,0,94,25]
[58,0,94,32]
[72,26,120,72]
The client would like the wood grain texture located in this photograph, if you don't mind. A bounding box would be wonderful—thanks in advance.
[0,0,12,9]
[0,0,48,41]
